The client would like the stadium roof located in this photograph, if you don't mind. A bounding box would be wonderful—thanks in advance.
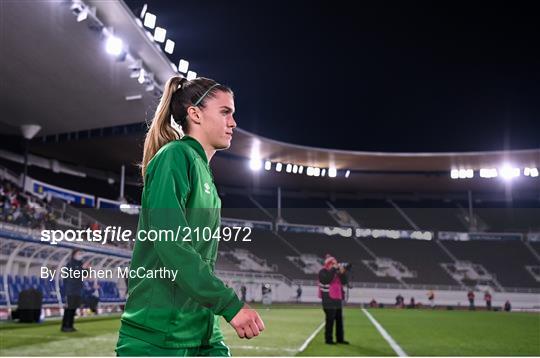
[1,0,539,195]
[0,0,172,136]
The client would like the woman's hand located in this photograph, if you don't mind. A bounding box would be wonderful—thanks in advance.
[229,303,265,339]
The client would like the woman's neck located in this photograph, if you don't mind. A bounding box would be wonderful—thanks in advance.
[186,132,216,162]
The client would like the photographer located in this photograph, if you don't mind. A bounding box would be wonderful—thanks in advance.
[318,255,349,345]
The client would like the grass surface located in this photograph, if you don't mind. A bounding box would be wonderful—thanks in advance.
[0,307,538,356]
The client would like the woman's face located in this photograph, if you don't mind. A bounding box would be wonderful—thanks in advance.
[199,90,237,150]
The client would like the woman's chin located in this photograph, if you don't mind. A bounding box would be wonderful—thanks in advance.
[215,140,231,150]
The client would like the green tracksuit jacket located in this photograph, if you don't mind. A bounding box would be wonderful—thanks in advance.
[118,135,244,348]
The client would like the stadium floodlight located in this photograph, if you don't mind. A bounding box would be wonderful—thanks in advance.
[143,12,156,29]
[129,60,142,78]
[70,0,87,22]
[524,167,539,177]
[70,0,83,12]
[164,39,175,54]
[313,167,320,177]
[306,167,313,176]
[77,8,88,22]
[500,165,520,180]
[140,3,148,18]
[292,165,298,174]
[125,94,142,101]
[178,59,189,74]
[450,169,459,179]
[154,27,166,43]
[458,169,473,179]
[20,125,41,140]
[286,164,292,173]
[480,168,498,179]
[321,169,326,177]
[298,166,304,174]
[105,36,123,56]
[275,162,283,172]
[249,158,262,171]
[187,71,197,80]
[328,167,337,178]
[264,161,272,170]
[137,68,146,84]
[345,170,350,178]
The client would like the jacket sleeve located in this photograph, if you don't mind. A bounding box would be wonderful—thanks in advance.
[146,145,243,322]
[339,272,348,285]
[318,268,337,284]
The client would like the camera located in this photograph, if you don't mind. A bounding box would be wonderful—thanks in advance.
[339,262,353,271]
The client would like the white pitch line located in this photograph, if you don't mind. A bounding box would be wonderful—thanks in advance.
[298,321,325,352]
[229,345,298,353]
[362,308,407,357]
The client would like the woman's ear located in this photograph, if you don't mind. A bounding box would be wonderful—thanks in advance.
[186,106,202,124]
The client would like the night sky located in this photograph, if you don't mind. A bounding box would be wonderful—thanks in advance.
[126,0,539,153]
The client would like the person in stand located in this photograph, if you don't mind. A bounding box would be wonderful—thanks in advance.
[484,291,492,311]
[61,249,88,332]
[261,284,272,306]
[427,290,435,308]
[240,285,247,302]
[318,255,349,345]
[467,290,475,310]
[504,300,512,312]
[395,294,404,308]
[296,285,303,303]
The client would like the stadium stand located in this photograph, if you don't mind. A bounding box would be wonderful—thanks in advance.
[280,196,337,226]
[442,240,540,289]
[331,198,411,230]
[278,232,400,284]
[218,229,309,279]
[391,199,469,231]
[219,191,271,221]
[2,161,540,320]
[359,237,458,286]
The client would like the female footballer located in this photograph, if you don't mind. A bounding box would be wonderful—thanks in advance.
[115,76,265,356]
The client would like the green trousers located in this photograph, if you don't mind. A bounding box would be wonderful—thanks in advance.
[115,333,231,357]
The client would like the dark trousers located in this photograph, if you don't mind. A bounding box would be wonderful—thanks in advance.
[323,308,344,343]
[62,295,81,328]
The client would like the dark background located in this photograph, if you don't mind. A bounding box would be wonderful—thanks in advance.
[126,0,539,153]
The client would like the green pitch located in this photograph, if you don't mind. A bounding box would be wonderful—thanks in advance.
[1,307,538,356]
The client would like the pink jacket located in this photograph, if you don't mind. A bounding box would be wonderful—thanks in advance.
[318,269,343,300]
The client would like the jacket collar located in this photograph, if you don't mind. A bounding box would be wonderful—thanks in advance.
[181,135,208,164]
